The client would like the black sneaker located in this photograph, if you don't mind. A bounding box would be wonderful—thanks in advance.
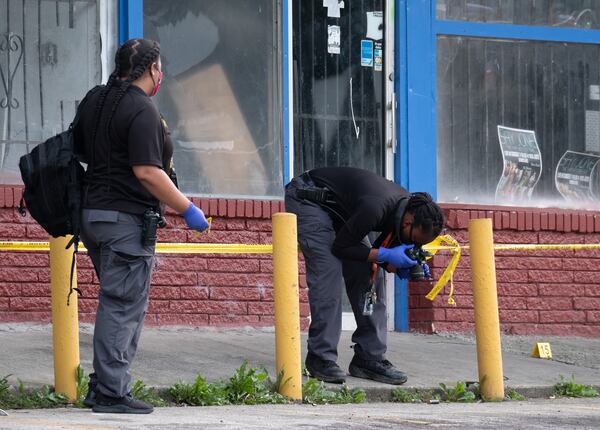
[349,355,408,385]
[305,352,346,384]
[92,392,154,414]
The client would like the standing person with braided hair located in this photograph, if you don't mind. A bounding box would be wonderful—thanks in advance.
[74,38,209,414]
[285,167,444,385]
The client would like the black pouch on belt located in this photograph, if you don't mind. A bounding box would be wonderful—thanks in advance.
[141,209,166,246]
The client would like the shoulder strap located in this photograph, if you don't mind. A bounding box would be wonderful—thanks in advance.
[69,84,104,130]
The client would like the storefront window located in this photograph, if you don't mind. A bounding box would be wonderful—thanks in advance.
[0,0,104,184]
[437,36,600,209]
[437,1,600,29]
[143,1,283,199]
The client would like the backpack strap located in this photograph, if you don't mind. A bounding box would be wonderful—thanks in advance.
[70,85,104,130]
[65,235,81,306]
[64,85,102,305]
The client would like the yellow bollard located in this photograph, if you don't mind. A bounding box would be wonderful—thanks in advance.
[272,212,302,400]
[469,218,504,401]
[49,235,80,401]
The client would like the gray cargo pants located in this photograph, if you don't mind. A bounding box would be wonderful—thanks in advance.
[285,176,387,362]
[80,209,155,398]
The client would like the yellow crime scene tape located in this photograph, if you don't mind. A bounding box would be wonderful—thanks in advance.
[421,239,600,305]
[2,230,600,305]
[0,241,273,254]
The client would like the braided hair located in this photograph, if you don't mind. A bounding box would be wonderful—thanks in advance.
[406,192,445,237]
[89,39,161,174]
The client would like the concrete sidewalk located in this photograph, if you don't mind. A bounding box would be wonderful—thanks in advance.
[1,324,599,400]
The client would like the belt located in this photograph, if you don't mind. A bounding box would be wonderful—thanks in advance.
[295,173,337,205]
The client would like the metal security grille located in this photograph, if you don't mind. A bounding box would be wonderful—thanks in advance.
[0,0,100,184]
[292,0,385,176]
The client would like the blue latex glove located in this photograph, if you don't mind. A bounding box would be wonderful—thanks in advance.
[182,202,209,232]
[377,244,418,269]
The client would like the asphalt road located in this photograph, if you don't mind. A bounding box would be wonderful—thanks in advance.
[1,398,599,429]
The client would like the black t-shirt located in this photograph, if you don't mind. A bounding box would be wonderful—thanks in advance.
[307,167,410,261]
[75,85,173,215]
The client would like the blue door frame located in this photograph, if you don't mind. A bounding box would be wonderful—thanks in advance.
[118,0,143,45]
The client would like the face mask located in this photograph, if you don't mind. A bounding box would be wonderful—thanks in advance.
[150,69,163,97]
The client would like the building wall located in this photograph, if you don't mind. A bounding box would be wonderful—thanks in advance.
[2,185,599,336]
[410,204,600,337]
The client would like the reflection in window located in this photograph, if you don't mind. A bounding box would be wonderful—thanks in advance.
[436,1,600,29]
[143,1,283,199]
[437,36,600,209]
[0,0,101,184]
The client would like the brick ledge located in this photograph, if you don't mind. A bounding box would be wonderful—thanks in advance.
[440,203,600,233]
[0,185,284,220]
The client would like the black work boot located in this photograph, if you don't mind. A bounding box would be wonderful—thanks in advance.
[305,351,346,384]
[92,392,154,414]
[349,354,408,385]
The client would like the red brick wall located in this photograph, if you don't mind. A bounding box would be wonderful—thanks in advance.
[0,185,309,328]
[410,204,600,337]
[2,185,600,336]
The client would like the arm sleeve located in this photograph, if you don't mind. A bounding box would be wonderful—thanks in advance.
[127,105,164,167]
[331,198,385,261]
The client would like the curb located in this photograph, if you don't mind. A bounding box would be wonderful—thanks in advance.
[359,384,600,402]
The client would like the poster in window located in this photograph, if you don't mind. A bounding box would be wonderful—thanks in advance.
[361,40,373,67]
[374,41,383,72]
[327,25,340,54]
[555,150,600,204]
[495,126,542,203]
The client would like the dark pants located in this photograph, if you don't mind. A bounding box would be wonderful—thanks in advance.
[80,209,155,398]
[285,177,387,362]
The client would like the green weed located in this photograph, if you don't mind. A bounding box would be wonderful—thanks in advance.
[225,361,288,405]
[168,362,288,406]
[439,381,477,403]
[2,362,369,409]
[302,378,365,405]
[505,389,526,401]
[0,376,67,409]
[554,375,599,398]
[391,388,422,403]
[131,379,167,407]
[72,365,89,408]
[169,375,228,406]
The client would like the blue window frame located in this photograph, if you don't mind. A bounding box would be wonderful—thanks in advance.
[395,1,600,197]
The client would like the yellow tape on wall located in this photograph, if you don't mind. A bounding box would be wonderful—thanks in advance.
[421,240,600,303]
[3,239,600,305]
[0,241,273,254]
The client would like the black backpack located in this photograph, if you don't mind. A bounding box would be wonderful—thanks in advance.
[18,86,100,304]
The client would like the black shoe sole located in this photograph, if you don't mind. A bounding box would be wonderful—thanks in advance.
[306,367,346,384]
[92,404,154,414]
[348,363,407,385]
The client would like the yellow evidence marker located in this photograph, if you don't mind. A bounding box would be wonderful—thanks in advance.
[531,342,552,359]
